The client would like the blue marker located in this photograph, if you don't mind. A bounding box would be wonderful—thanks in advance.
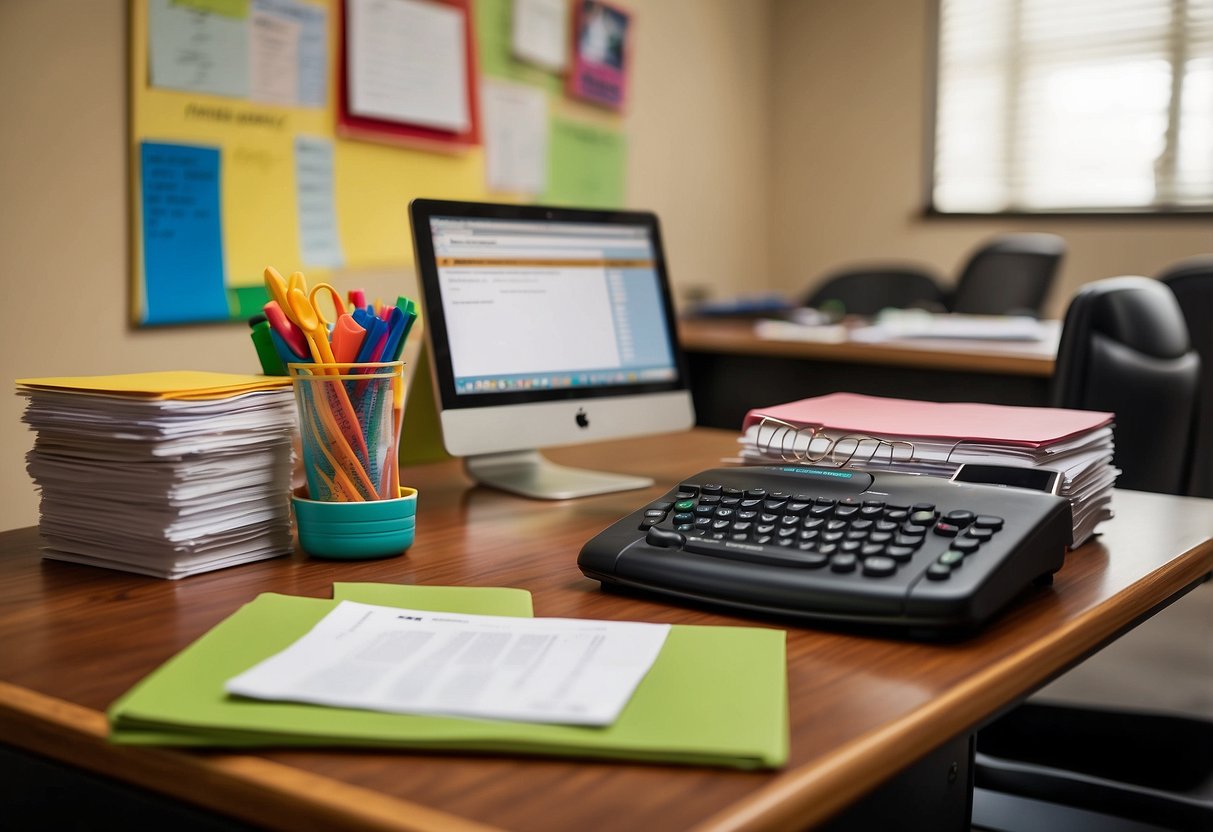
[377,307,407,363]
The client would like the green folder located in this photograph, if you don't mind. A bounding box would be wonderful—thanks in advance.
[108,585,788,769]
[331,582,534,616]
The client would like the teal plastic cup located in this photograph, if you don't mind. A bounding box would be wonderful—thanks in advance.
[292,486,417,560]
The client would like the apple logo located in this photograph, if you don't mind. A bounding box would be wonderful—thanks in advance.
[575,408,589,428]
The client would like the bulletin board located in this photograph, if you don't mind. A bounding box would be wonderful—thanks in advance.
[129,0,629,326]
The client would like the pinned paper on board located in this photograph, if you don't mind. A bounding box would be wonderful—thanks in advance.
[254,0,329,106]
[149,0,326,108]
[148,0,251,99]
[545,118,626,208]
[346,0,471,133]
[482,78,548,195]
[511,0,568,72]
[474,0,563,92]
[567,0,630,111]
[249,2,302,105]
[294,137,345,268]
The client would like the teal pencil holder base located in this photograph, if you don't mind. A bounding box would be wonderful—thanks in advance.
[292,486,417,560]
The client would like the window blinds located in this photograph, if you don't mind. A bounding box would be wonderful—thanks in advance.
[933,0,1213,212]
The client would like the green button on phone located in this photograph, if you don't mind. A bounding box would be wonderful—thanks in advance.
[675,499,695,511]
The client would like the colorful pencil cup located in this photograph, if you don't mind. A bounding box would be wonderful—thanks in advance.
[288,361,415,558]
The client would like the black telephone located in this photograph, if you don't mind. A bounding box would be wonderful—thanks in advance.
[578,465,1071,636]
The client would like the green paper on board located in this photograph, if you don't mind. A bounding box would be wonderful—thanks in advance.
[544,118,626,208]
[108,588,787,769]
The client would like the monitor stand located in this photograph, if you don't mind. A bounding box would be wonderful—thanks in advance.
[464,450,653,500]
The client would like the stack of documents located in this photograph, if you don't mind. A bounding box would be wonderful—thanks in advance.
[738,393,1118,546]
[850,311,1058,343]
[108,583,788,769]
[17,372,297,579]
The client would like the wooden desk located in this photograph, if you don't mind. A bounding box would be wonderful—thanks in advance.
[2,430,1211,832]
[679,320,1058,429]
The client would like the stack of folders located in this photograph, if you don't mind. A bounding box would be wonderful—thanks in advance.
[16,372,297,579]
[737,393,1118,546]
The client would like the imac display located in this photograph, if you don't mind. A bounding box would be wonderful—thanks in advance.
[409,199,694,499]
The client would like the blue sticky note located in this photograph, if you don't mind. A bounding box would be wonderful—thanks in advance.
[140,142,231,324]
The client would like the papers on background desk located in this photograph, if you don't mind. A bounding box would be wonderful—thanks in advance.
[753,319,849,343]
[227,601,671,726]
[16,372,296,579]
[109,584,788,769]
[851,311,1057,343]
[739,393,1118,546]
[752,312,1060,347]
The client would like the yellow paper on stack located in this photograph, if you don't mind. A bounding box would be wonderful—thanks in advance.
[15,371,291,400]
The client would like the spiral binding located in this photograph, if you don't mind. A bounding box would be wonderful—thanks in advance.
[751,415,967,468]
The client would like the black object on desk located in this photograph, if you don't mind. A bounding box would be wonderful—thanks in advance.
[579,465,1071,636]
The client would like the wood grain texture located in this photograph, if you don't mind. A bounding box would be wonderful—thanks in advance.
[2,429,1210,831]
[678,320,1057,377]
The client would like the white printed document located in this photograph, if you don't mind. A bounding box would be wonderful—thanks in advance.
[226,601,671,725]
[346,0,470,132]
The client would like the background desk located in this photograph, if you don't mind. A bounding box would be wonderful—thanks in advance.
[679,320,1058,429]
[2,430,1211,832]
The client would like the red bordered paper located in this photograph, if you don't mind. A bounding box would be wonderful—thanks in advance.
[337,0,481,153]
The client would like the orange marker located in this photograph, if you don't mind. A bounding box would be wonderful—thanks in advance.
[331,313,366,364]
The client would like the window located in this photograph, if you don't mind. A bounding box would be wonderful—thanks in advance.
[931,0,1213,213]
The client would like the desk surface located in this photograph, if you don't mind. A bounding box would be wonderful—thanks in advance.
[679,319,1058,378]
[2,429,1211,832]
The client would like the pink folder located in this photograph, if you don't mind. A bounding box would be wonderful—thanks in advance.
[742,393,1112,449]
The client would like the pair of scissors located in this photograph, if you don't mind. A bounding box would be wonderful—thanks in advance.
[308,282,347,328]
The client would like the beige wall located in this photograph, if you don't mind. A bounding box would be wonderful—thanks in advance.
[770,0,1212,314]
[0,0,772,531]
[4,0,1209,532]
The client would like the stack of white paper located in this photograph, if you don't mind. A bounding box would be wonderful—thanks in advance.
[17,375,297,578]
[738,393,1119,546]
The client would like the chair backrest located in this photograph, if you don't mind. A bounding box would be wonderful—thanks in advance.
[1158,255,1213,498]
[949,233,1065,316]
[1052,276,1200,495]
[803,267,946,317]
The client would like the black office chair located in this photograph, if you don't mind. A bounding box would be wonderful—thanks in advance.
[973,276,1209,832]
[948,233,1065,317]
[1159,255,1213,498]
[1051,275,1201,494]
[802,266,947,316]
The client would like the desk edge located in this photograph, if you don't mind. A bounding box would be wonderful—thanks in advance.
[691,536,1213,832]
[0,682,502,832]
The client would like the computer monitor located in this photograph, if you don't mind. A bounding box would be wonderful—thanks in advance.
[409,198,695,499]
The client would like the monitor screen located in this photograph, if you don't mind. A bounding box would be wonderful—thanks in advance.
[409,199,694,498]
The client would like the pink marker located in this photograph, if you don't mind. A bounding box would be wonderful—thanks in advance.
[262,301,310,358]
